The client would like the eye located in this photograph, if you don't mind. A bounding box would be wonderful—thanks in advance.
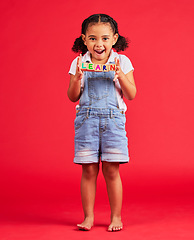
[103,36,110,41]
[89,37,96,41]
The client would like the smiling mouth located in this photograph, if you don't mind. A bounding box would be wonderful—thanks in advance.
[94,49,105,54]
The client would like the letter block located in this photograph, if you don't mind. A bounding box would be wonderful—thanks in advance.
[95,64,102,71]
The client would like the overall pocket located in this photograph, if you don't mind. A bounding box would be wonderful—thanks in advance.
[74,114,88,130]
[88,77,110,100]
[112,114,126,130]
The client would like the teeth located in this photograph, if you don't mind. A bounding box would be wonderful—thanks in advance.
[95,50,104,54]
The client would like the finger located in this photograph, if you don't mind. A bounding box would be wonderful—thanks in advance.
[114,57,118,65]
[76,56,80,70]
[116,58,120,66]
[79,54,82,65]
[115,57,120,66]
[77,54,83,73]
[113,73,118,82]
[77,54,82,66]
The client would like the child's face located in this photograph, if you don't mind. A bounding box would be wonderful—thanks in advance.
[82,23,118,64]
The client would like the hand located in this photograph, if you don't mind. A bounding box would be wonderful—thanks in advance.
[113,57,125,82]
[75,54,83,81]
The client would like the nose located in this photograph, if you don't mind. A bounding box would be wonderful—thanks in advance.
[95,39,103,48]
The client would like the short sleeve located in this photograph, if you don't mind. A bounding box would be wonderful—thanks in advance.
[119,55,134,74]
[68,57,78,75]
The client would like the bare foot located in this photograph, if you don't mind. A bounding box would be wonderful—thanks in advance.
[108,217,123,232]
[77,217,94,231]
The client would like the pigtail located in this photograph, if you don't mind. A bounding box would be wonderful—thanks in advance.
[72,36,88,55]
[113,35,130,52]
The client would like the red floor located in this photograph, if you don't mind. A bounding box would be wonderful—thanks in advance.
[1,195,194,240]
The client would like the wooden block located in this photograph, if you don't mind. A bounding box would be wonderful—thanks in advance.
[81,62,88,70]
[88,63,95,70]
[109,64,116,71]
[102,64,108,72]
[95,64,102,71]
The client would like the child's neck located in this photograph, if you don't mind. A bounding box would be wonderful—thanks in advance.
[90,57,107,65]
[90,52,111,65]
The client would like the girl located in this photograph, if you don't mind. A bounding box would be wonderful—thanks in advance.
[68,14,136,232]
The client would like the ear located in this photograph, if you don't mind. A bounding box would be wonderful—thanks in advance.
[112,33,119,46]
[81,34,87,45]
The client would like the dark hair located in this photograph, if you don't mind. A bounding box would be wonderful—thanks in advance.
[72,14,129,55]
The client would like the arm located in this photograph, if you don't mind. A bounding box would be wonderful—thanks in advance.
[67,55,83,102]
[113,58,137,100]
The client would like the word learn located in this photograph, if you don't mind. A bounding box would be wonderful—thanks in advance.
[81,62,116,72]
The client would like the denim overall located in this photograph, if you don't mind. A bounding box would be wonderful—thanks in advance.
[74,68,129,164]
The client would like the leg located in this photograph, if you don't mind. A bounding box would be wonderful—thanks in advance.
[102,161,123,232]
[77,163,99,230]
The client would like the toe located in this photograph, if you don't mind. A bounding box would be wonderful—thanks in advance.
[108,225,113,232]
[77,224,84,230]
[84,225,91,231]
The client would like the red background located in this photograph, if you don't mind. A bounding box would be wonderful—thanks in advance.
[1,0,194,239]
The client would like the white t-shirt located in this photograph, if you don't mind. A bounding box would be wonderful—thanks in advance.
[69,49,134,112]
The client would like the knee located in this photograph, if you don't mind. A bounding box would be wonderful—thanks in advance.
[102,162,119,181]
[82,164,99,180]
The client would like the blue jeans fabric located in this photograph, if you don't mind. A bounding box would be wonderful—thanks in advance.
[74,67,129,164]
